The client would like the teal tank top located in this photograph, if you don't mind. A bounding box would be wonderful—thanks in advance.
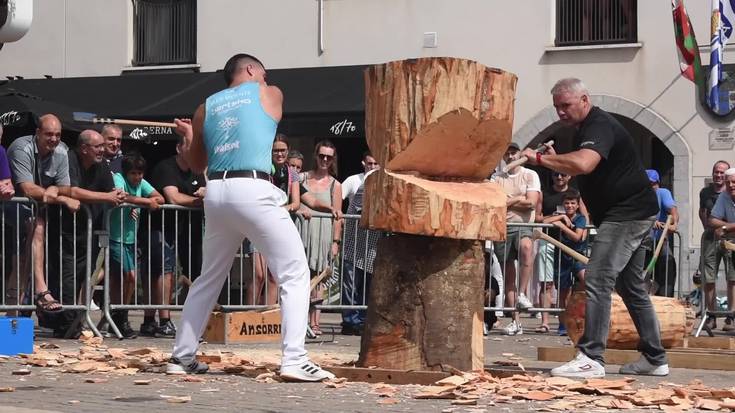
[203,81,277,173]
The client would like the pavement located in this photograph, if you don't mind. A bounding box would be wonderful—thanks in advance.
[0,311,733,412]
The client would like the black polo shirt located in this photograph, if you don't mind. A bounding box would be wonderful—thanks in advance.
[67,149,114,231]
[147,156,205,241]
[573,107,658,227]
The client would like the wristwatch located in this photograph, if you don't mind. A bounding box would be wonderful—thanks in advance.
[723,225,729,234]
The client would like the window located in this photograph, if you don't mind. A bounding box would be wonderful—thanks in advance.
[555,0,637,46]
[132,0,196,66]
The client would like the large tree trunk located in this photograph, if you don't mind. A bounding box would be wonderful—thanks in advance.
[563,291,696,350]
[357,235,485,371]
[359,58,517,372]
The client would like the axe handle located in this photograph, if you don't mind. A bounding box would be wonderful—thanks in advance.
[645,215,673,274]
[722,239,735,252]
[95,118,177,128]
[533,229,589,265]
[502,140,554,173]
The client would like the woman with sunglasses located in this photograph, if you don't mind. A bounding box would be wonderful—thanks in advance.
[298,140,343,336]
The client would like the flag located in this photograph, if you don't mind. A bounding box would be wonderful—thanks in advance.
[672,0,705,89]
[708,0,735,114]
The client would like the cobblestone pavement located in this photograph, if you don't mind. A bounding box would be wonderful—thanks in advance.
[0,312,733,412]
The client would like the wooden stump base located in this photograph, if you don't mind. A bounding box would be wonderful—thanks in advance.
[357,234,485,371]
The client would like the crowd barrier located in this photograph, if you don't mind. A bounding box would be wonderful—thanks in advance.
[1,200,690,338]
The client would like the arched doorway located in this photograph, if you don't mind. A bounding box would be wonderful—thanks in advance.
[512,95,693,282]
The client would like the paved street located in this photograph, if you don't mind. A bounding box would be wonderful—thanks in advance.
[0,312,733,412]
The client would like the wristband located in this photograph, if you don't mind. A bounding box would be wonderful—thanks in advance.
[536,151,543,165]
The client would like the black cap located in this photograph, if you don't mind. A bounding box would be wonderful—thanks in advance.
[507,142,520,151]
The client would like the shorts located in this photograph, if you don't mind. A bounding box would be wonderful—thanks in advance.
[535,239,555,283]
[554,250,586,290]
[700,230,735,283]
[493,225,533,264]
[109,240,136,273]
[141,230,175,275]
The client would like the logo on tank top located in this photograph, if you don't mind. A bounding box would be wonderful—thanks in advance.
[214,141,240,154]
[211,90,253,115]
[218,116,240,132]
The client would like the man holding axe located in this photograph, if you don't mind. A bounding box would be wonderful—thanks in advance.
[521,78,667,378]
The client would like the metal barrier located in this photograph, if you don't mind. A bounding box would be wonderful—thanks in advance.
[0,198,97,337]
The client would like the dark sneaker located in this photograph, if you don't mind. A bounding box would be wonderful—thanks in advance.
[723,317,734,332]
[619,356,669,376]
[166,357,209,375]
[118,321,138,339]
[705,316,717,331]
[340,324,363,336]
[157,320,177,338]
[139,322,157,337]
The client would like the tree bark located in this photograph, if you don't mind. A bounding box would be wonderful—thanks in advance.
[357,234,485,371]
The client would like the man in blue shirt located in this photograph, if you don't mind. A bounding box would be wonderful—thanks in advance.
[167,53,334,381]
[644,169,678,297]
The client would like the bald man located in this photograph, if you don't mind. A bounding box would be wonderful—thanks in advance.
[8,114,79,315]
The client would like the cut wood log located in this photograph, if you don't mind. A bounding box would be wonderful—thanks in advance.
[357,235,485,371]
[362,169,506,240]
[562,291,695,349]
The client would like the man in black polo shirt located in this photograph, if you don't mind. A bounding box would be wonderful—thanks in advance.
[47,130,125,337]
[523,78,668,378]
[140,135,205,337]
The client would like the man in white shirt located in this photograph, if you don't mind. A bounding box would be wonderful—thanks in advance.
[342,151,379,208]
[491,142,541,336]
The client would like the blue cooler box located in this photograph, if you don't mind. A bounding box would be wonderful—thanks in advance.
[0,317,34,356]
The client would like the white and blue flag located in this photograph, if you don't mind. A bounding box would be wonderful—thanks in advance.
[709,0,735,114]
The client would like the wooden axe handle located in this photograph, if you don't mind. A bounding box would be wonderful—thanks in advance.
[502,140,554,173]
[722,239,735,252]
[96,118,177,128]
[645,214,673,274]
[310,266,332,292]
[532,229,589,264]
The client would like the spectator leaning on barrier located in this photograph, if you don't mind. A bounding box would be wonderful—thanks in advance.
[644,169,679,298]
[287,150,304,173]
[45,130,126,338]
[708,167,735,332]
[8,114,79,314]
[699,160,732,331]
[102,124,124,174]
[341,150,379,209]
[340,168,381,336]
[109,152,164,338]
[491,142,541,336]
[0,124,15,200]
[139,134,205,337]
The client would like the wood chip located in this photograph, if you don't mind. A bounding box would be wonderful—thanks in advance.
[414,385,457,399]
[165,395,192,403]
[544,377,578,387]
[134,380,152,385]
[78,331,94,341]
[436,375,468,387]
[377,398,399,405]
[125,348,155,356]
[39,342,60,349]
[324,377,348,388]
[584,378,634,389]
[0,387,15,392]
[516,391,557,401]
[181,375,205,383]
[451,399,477,405]
[84,378,108,383]
[695,398,725,411]
[371,384,398,397]
[501,353,514,357]
[11,369,30,375]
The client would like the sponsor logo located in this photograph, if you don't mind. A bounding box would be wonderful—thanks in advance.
[129,128,149,140]
[239,322,281,336]
[579,140,595,147]
[214,141,240,154]
[218,117,240,132]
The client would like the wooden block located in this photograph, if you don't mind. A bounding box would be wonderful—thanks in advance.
[538,346,735,371]
[682,336,735,350]
[327,366,450,385]
[203,311,281,344]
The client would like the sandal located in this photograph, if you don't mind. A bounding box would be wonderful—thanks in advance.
[311,324,323,336]
[35,290,62,313]
[534,325,550,334]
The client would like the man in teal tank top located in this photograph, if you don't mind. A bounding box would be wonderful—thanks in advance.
[167,54,335,381]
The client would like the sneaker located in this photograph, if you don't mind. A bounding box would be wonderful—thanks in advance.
[166,357,209,375]
[280,360,335,382]
[705,316,717,331]
[139,322,157,337]
[723,317,734,332]
[157,320,177,338]
[502,320,523,336]
[550,352,605,378]
[619,356,669,376]
[517,293,533,310]
[118,321,138,339]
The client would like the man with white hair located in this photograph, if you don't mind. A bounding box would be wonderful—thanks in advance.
[522,78,667,378]
[708,167,735,331]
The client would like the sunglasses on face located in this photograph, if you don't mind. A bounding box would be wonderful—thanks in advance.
[272,148,288,154]
[318,154,334,161]
[553,173,568,178]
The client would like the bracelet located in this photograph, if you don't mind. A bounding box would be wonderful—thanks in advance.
[536,151,543,165]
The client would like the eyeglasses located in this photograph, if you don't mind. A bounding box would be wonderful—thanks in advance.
[318,154,334,161]
[553,173,568,178]
[272,148,288,154]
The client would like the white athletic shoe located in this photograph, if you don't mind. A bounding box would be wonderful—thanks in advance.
[280,360,336,382]
[517,293,533,310]
[550,352,605,378]
[502,320,523,336]
[619,356,669,376]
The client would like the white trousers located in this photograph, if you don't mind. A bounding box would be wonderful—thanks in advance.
[172,178,310,367]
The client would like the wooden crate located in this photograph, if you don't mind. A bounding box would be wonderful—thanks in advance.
[203,310,281,344]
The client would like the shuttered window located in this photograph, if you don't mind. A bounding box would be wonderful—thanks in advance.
[132,0,196,66]
[555,0,637,46]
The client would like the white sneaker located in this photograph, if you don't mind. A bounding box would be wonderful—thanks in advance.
[517,293,533,310]
[550,352,605,378]
[502,320,523,336]
[619,356,669,376]
[280,360,336,382]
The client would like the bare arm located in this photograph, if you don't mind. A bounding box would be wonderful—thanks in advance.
[534,191,544,223]
[710,216,735,238]
[331,182,343,241]
[699,207,709,228]
[285,181,300,212]
[162,186,202,208]
[175,110,208,175]
[508,190,539,211]
[18,181,48,201]
[521,147,602,176]
[71,187,124,205]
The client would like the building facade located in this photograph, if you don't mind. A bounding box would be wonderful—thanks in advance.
[1,0,733,285]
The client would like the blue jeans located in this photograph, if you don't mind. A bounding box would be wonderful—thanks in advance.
[341,260,371,327]
[577,217,668,366]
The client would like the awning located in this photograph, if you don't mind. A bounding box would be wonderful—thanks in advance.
[0,65,367,141]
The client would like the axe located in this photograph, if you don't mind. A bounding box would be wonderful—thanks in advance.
[74,111,177,128]
[532,229,589,265]
[503,140,555,173]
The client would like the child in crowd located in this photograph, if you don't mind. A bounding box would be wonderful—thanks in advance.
[543,189,587,336]
[109,153,164,338]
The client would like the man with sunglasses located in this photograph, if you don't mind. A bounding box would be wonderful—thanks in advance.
[522,78,666,379]
[168,53,335,381]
